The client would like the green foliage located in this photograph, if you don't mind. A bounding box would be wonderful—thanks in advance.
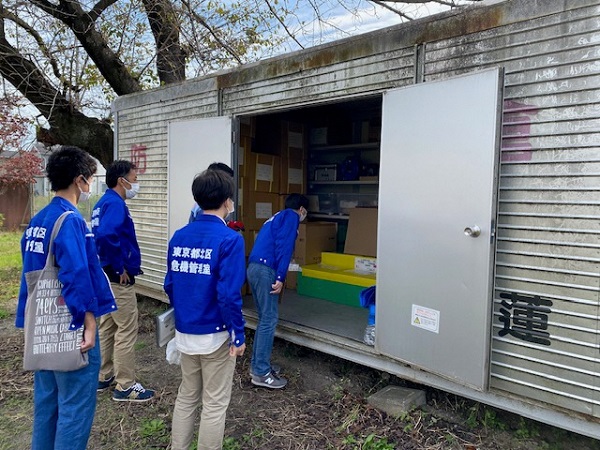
[0,231,22,271]
[223,437,242,450]
[482,407,506,430]
[134,341,147,351]
[139,418,167,438]
[330,382,345,401]
[0,213,4,228]
[466,404,480,428]
[515,417,540,440]
[341,433,395,450]
[0,231,22,317]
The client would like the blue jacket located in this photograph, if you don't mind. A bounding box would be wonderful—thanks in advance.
[91,189,142,279]
[16,197,117,330]
[164,214,246,347]
[248,209,300,282]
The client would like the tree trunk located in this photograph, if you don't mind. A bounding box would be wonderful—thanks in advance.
[0,28,114,167]
[143,0,186,84]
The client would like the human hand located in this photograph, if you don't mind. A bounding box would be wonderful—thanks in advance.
[270,280,283,294]
[119,271,130,285]
[80,312,96,352]
[230,343,246,357]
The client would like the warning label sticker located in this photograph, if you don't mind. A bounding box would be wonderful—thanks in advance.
[411,304,440,334]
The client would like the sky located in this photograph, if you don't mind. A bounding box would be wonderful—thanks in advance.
[276,1,451,52]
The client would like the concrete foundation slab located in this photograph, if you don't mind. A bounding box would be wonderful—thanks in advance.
[367,385,426,416]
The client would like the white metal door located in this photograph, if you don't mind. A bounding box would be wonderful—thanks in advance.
[168,117,232,238]
[376,68,503,390]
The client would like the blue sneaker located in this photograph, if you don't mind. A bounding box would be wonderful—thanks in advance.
[112,382,155,402]
[97,375,115,392]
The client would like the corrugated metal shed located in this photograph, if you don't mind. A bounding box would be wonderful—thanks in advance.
[112,0,600,436]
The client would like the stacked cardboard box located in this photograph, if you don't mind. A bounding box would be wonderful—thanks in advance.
[286,221,337,289]
[280,121,307,195]
[240,120,307,241]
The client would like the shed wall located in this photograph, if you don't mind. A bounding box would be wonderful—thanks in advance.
[424,2,600,417]
[113,0,600,423]
[115,81,219,296]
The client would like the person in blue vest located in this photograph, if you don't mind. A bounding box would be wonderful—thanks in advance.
[164,169,246,450]
[17,146,117,450]
[189,162,235,223]
[91,160,154,402]
[247,193,309,389]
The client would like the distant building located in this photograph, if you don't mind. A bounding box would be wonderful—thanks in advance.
[0,150,31,229]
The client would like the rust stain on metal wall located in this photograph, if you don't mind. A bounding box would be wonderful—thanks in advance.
[217,40,375,89]
[415,7,504,44]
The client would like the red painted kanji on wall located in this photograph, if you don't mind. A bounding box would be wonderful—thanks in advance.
[131,144,147,174]
[501,100,539,162]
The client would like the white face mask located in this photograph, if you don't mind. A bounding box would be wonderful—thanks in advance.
[78,177,92,203]
[225,199,235,219]
[299,207,307,222]
[124,180,140,199]
[79,189,92,203]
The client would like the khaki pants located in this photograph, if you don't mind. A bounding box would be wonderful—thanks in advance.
[171,340,236,450]
[98,283,138,389]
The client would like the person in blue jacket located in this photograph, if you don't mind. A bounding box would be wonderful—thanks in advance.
[189,162,234,223]
[164,169,246,450]
[17,146,117,450]
[247,193,309,389]
[91,160,154,402]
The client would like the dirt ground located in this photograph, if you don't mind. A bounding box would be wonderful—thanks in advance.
[1,296,599,450]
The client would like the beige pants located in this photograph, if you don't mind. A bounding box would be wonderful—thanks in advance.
[171,340,236,450]
[98,283,138,389]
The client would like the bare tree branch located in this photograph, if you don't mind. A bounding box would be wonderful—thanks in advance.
[370,0,413,20]
[181,0,244,65]
[1,9,65,85]
[265,0,304,49]
[89,0,120,22]
[29,0,141,95]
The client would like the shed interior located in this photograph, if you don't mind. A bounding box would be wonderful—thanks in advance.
[238,95,383,344]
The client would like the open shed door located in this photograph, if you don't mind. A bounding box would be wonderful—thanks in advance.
[376,68,503,390]
[168,117,233,238]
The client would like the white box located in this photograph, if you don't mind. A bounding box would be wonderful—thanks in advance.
[155,307,175,347]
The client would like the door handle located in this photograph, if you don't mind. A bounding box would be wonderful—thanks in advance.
[464,225,481,238]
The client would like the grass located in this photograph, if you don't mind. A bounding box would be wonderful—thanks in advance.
[0,231,22,318]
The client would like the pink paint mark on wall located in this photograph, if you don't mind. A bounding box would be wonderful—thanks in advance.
[131,144,147,174]
[501,100,539,162]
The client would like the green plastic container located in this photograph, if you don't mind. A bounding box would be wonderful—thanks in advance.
[297,273,363,308]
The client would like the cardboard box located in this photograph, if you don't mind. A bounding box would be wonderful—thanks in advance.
[238,136,253,178]
[244,229,259,256]
[344,208,378,257]
[243,189,279,230]
[281,121,306,159]
[240,116,255,138]
[286,270,298,290]
[246,151,281,193]
[278,194,287,212]
[294,222,337,266]
[280,157,306,194]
